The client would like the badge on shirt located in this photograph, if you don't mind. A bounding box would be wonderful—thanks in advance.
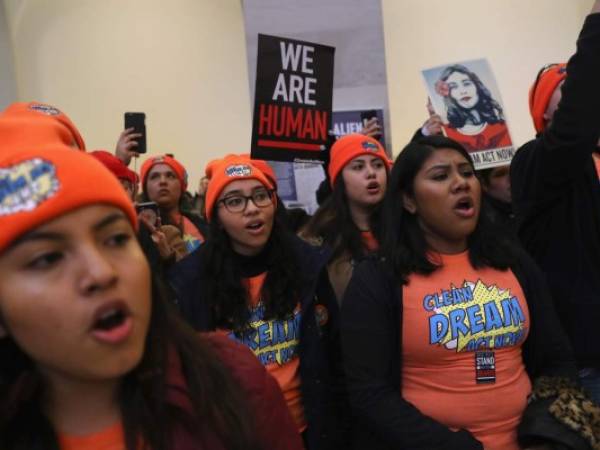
[475,351,496,384]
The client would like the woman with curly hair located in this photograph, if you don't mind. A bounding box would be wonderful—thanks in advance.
[435,64,512,152]
[169,154,347,450]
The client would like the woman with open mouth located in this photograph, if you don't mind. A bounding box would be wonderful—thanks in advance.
[340,135,598,450]
[0,145,302,450]
[169,154,346,450]
[300,133,392,304]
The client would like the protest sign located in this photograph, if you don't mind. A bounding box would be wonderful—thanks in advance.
[422,59,514,169]
[251,34,335,164]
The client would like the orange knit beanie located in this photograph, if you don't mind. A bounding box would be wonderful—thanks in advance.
[204,155,274,221]
[140,155,188,191]
[328,134,391,187]
[0,146,137,254]
[528,63,567,133]
[0,102,86,150]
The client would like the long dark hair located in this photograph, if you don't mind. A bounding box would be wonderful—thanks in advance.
[439,64,505,129]
[302,175,383,261]
[379,135,516,283]
[0,276,260,450]
[200,208,305,333]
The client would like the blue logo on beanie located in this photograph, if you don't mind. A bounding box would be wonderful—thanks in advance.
[362,141,379,151]
[29,104,61,116]
[0,159,59,216]
[225,164,252,178]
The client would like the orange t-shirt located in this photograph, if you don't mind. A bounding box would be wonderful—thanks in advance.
[171,212,205,253]
[224,273,306,432]
[401,251,531,450]
[361,230,379,252]
[445,122,512,152]
[59,423,125,450]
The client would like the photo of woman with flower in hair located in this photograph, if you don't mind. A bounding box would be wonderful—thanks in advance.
[423,59,513,168]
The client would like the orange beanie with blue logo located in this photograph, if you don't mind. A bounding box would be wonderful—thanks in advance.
[204,155,274,222]
[328,134,391,187]
[0,146,137,254]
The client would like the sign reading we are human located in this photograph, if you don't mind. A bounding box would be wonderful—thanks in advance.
[251,34,335,164]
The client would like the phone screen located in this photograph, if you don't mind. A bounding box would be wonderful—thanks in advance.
[359,109,383,142]
[135,201,160,227]
[124,112,147,154]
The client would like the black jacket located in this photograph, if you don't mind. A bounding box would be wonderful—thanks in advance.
[482,192,516,238]
[511,13,600,368]
[341,250,578,450]
[168,236,347,450]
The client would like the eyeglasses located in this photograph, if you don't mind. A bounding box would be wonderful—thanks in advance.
[218,188,274,213]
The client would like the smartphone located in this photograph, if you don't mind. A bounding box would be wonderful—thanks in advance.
[135,201,160,227]
[360,109,382,142]
[124,112,147,154]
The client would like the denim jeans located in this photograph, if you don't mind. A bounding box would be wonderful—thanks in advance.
[579,367,600,405]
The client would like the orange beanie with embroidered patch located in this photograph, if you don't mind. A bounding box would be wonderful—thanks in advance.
[328,134,391,187]
[0,102,86,150]
[140,155,188,192]
[0,146,137,254]
[204,155,274,222]
[205,154,240,180]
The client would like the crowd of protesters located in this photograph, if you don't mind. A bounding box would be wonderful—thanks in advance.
[1,3,600,450]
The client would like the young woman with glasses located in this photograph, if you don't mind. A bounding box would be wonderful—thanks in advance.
[169,155,347,450]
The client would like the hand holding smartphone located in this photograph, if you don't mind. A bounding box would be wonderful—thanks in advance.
[136,201,160,228]
[360,110,378,127]
[360,110,382,141]
[124,112,147,154]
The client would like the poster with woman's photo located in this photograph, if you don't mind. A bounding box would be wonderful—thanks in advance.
[422,59,514,169]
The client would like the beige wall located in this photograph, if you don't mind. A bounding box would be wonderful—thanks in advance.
[4,0,251,190]
[0,1,16,109]
[4,0,596,177]
[382,0,594,157]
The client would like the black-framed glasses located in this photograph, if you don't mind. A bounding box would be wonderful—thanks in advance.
[218,188,274,213]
